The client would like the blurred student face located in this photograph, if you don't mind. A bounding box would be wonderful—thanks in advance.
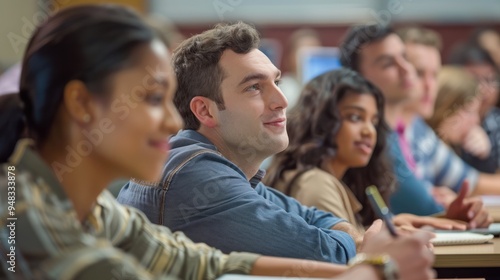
[359,34,418,104]
[479,30,500,66]
[90,40,182,182]
[405,43,441,119]
[464,63,499,119]
[214,48,288,161]
[332,92,379,170]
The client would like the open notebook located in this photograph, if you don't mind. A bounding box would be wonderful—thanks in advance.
[431,232,494,246]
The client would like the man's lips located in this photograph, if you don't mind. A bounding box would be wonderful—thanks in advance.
[264,118,286,127]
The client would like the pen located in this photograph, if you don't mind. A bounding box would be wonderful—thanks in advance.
[366,185,398,237]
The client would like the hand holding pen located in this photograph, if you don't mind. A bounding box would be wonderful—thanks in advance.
[366,185,398,237]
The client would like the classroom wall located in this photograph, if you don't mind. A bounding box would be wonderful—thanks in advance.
[0,0,147,72]
[52,0,147,13]
[151,0,500,25]
[153,0,500,72]
[176,23,500,73]
[0,0,38,70]
[1,0,499,73]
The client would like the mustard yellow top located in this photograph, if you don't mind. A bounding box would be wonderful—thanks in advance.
[274,168,364,232]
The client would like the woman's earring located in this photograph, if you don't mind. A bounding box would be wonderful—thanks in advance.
[82,114,91,123]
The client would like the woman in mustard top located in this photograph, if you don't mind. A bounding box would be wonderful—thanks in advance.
[266,68,470,231]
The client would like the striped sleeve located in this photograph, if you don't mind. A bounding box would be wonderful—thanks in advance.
[411,118,479,193]
[428,136,479,192]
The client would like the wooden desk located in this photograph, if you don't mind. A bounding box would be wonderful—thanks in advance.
[434,237,500,268]
[434,237,500,279]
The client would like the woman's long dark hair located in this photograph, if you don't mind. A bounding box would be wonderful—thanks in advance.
[265,68,394,227]
[0,4,157,162]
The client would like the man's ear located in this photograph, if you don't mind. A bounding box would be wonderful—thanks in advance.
[62,80,98,125]
[190,96,217,128]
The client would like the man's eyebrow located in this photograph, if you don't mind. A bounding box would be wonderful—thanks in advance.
[238,70,282,86]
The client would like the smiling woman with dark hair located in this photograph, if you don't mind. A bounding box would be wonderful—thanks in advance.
[265,68,468,231]
[266,68,393,229]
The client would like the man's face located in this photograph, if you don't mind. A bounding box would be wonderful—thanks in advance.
[359,34,418,104]
[405,43,442,119]
[213,48,288,162]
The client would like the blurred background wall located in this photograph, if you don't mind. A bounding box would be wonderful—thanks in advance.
[1,0,499,73]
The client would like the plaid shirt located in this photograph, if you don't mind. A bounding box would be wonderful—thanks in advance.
[0,139,258,280]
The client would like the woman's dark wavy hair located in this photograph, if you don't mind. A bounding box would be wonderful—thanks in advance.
[0,4,157,162]
[265,68,394,227]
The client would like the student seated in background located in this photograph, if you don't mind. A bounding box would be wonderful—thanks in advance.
[117,21,422,265]
[397,27,500,208]
[449,43,500,173]
[399,27,491,172]
[427,67,482,165]
[469,27,500,70]
[0,5,437,280]
[265,68,468,232]
[339,24,493,227]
